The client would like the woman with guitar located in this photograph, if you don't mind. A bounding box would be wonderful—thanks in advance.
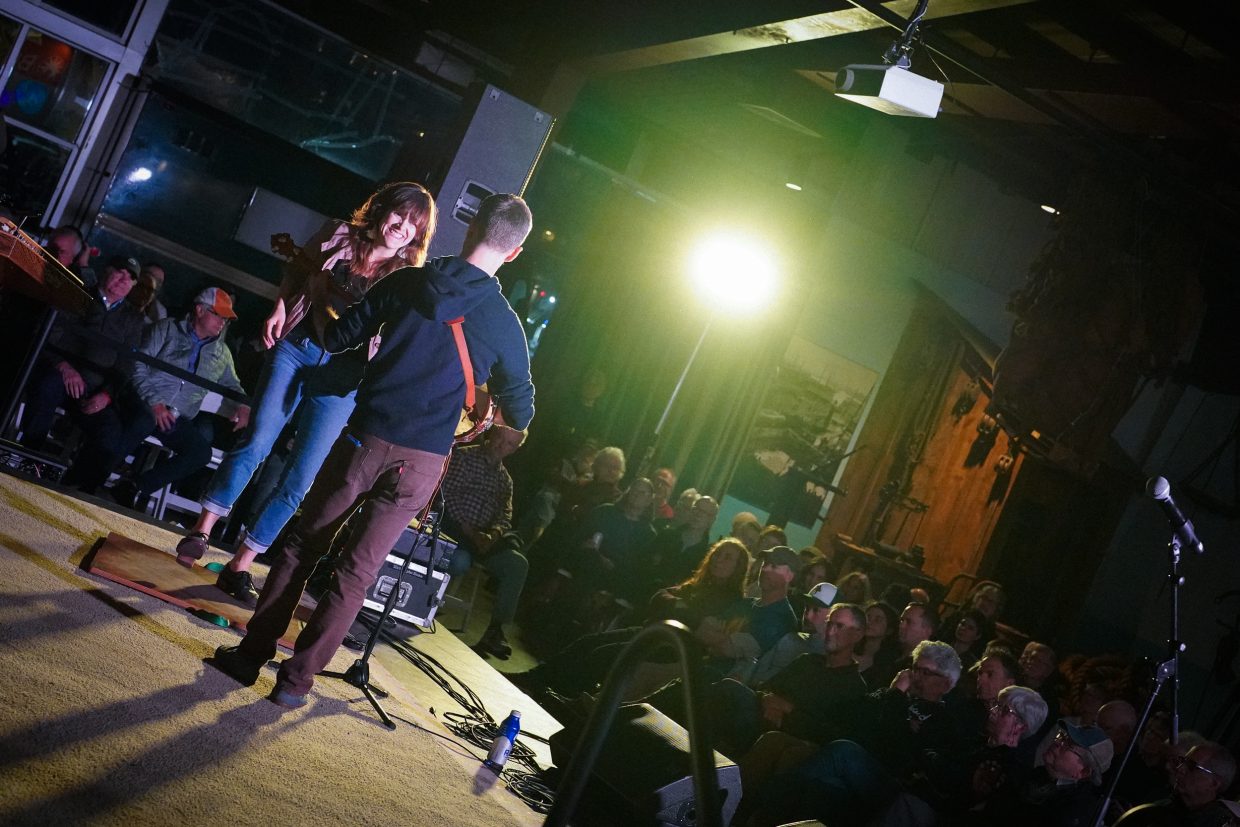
[174,182,437,604]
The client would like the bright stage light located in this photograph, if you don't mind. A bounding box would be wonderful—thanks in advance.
[688,233,778,313]
[127,166,153,183]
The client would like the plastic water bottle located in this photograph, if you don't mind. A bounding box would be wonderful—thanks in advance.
[483,710,521,773]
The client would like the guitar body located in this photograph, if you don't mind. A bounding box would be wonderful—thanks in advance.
[456,385,500,444]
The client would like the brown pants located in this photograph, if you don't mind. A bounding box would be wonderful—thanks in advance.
[239,429,447,695]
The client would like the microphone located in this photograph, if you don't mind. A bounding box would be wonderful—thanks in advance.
[1146,477,1204,554]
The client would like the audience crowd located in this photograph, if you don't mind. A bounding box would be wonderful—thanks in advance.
[15,222,1239,827]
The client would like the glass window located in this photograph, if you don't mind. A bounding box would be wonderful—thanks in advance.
[1,29,108,142]
[151,0,462,181]
[42,0,138,37]
[0,122,72,219]
[0,15,19,67]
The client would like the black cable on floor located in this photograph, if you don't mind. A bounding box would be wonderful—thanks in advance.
[361,620,557,814]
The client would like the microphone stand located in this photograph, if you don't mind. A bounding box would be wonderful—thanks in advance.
[318,481,451,731]
[1091,535,1183,827]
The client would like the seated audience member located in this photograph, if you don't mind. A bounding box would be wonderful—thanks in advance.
[439,424,529,660]
[647,537,749,627]
[789,552,832,617]
[1115,741,1238,827]
[641,494,719,597]
[909,685,1048,818]
[127,262,168,322]
[1020,640,1068,730]
[983,719,1113,827]
[742,525,789,598]
[867,600,938,688]
[650,466,677,522]
[63,288,250,508]
[44,226,91,281]
[836,570,873,605]
[972,647,1020,705]
[730,512,762,556]
[1112,709,1174,810]
[750,581,838,686]
[660,487,701,532]
[514,437,599,546]
[856,600,899,677]
[510,538,750,699]
[525,444,625,570]
[695,545,799,678]
[746,640,967,827]
[942,581,1005,644]
[947,608,989,670]
[708,602,866,759]
[561,477,657,604]
[21,255,144,451]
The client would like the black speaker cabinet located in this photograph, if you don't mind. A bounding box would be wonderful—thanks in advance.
[549,703,742,827]
[423,83,554,260]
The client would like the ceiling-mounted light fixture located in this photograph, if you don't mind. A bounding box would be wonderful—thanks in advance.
[834,0,944,118]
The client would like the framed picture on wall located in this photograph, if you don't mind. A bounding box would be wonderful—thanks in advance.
[728,337,878,526]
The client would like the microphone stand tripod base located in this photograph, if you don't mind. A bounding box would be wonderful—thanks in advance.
[321,658,396,730]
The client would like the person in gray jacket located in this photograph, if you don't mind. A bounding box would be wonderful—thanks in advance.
[64,288,250,507]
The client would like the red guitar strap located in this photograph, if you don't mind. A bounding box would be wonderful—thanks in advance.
[446,317,476,410]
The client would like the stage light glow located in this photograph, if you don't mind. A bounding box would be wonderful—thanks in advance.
[1040,204,1060,215]
[688,232,778,313]
[785,182,802,191]
[127,166,153,183]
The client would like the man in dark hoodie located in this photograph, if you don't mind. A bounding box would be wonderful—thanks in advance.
[208,194,535,707]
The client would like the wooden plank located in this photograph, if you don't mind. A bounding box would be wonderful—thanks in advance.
[85,531,309,648]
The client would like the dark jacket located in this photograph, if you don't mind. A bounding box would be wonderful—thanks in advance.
[43,289,147,394]
[324,256,534,452]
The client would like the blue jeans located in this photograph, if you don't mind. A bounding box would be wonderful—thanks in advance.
[448,545,529,626]
[201,333,360,551]
[757,739,897,825]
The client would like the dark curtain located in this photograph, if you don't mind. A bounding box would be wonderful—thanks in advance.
[522,180,797,498]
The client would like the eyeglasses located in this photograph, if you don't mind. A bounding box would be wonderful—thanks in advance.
[1170,756,1219,778]
[912,665,946,679]
[1052,730,1092,765]
[989,703,1018,718]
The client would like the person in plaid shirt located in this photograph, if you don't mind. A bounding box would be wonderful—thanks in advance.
[441,424,528,659]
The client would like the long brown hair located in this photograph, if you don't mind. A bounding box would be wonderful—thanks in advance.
[347,181,437,278]
[681,538,748,597]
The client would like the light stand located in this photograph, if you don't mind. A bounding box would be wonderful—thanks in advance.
[638,318,712,478]
[1091,535,1184,827]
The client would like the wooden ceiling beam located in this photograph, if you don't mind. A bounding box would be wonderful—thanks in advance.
[577,0,1036,74]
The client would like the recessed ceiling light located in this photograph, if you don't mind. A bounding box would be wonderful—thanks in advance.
[785,182,803,191]
[1040,204,1060,215]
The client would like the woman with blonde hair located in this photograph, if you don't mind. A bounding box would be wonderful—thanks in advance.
[175,182,438,603]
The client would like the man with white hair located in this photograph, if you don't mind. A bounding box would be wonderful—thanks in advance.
[748,640,968,826]
[1116,740,1238,826]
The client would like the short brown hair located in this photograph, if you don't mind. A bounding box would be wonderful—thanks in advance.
[469,194,532,253]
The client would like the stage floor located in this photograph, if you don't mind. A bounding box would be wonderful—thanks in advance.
[0,471,560,825]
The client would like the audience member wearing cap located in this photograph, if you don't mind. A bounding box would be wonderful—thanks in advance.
[742,525,790,598]
[750,581,840,687]
[20,252,145,452]
[975,718,1111,827]
[708,602,868,761]
[1115,740,1239,827]
[789,553,833,617]
[63,287,250,511]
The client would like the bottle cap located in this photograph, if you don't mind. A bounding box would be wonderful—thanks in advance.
[510,709,521,718]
